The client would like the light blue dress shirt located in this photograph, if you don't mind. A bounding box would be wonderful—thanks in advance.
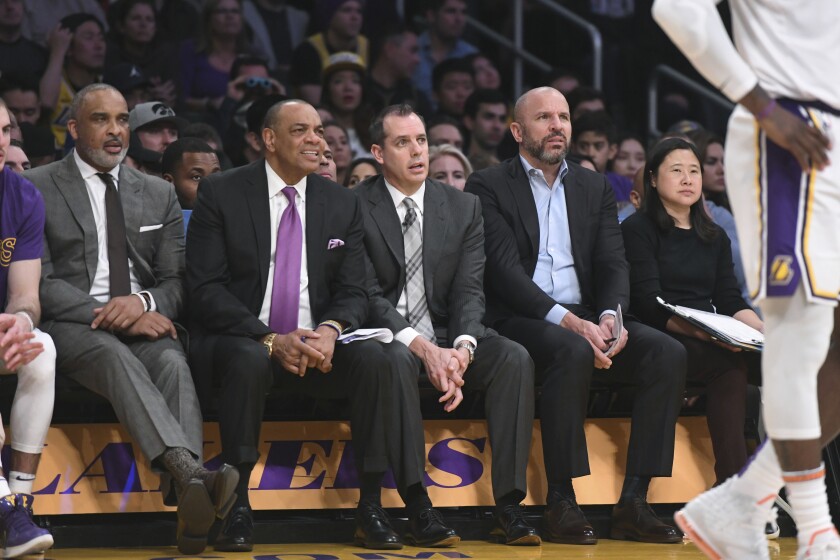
[520,156,582,325]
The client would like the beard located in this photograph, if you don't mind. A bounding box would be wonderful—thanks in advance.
[78,143,128,171]
[521,125,567,165]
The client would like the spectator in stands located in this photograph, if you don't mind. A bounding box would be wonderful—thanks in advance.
[129,101,187,154]
[186,99,400,553]
[183,122,233,170]
[463,89,507,163]
[214,55,285,140]
[358,104,538,547]
[318,145,337,182]
[22,84,238,556]
[4,139,30,173]
[367,23,431,118]
[565,152,597,172]
[40,13,106,151]
[179,0,266,116]
[426,114,464,150]
[155,0,200,43]
[19,0,106,47]
[567,86,607,120]
[687,129,731,212]
[102,63,153,111]
[617,167,645,223]
[0,77,41,126]
[466,87,686,546]
[0,99,56,558]
[621,137,763,483]
[241,0,309,79]
[0,0,47,83]
[290,0,367,105]
[610,133,646,181]
[431,57,474,119]
[162,137,221,233]
[571,111,635,209]
[544,67,581,97]
[105,0,179,109]
[429,142,472,190]
[465,53,502,91]
[320,52,374,157]
[343,156,380,188]
[123,130,163,175]
[413,0,477,104]
[324,120,353,185]
[18,123,56,168]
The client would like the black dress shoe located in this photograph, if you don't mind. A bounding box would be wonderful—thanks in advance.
[214,505,254,552]
[202,464,239,519]
[542,498,597,544]
[405,507,460,547]
[159,473,177,507]
[176,479,216,555]
[354,502,402,549]
[489,504,541,546]
[610,496,682,543]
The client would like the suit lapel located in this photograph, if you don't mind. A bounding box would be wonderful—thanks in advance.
[244,162,272,292]
[506,158,540,256]
[562,167,587,266]
[54,155,98,286]
[305,174,326,276]
[422,181,448,303]
[367,177,405,266]
[118,167,143,254]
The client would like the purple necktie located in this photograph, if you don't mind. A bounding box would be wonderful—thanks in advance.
[268,187,302,334]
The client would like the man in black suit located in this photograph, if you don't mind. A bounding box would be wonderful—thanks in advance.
[465,87,686,544]
[355,104,539,546]
[186,99,402,552]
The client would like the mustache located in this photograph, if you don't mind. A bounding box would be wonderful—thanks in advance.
[103,135,124,147]
[542,132,566,142]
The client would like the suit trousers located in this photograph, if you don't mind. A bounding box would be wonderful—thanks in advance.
[387,334,535,502]
[47,321,203,463]
[198,335,397,475]
[497,312,686,483]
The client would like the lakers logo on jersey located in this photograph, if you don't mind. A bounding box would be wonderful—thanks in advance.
[1,237,16,267]
[770,255,795,286]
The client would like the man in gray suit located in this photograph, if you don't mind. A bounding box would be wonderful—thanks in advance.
[22,84,237,556]
[354,104,539,547]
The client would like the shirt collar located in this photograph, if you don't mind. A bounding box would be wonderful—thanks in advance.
[265,160,307,202]
[385,178,425,215]
[519,154,568,189]
[74,149,120,184]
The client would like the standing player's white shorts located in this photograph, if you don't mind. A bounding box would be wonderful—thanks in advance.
[725,101,840,308]
[725,100,839,439]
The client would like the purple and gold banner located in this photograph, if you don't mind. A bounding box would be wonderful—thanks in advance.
[6,418,715,515]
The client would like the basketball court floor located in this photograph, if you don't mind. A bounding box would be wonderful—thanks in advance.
[41,539,797,559]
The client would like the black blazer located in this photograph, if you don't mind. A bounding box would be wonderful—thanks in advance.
[185,160,368,339]
[465,156,629,326]
[355,175,489,345]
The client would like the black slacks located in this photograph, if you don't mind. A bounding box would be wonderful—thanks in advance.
[386,333,535,502]
[497,308,686,483]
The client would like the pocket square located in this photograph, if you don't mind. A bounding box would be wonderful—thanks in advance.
[327,238,345,250]
[139,224,163,232]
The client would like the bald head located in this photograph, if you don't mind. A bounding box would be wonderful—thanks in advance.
[513,86,568,124]
[511,86,571,168]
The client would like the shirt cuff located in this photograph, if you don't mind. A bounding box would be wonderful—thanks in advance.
[452,334,477,349]
[395,327,422,347]
[545,304,569,325]
[599,309,616,321]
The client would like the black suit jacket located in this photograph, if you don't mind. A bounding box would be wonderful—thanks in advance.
[464,156,629,327]
[186,160,368,340]
[355,175,488,345]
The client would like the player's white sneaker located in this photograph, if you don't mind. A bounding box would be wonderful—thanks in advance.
[797,528,840,560]
[674,478,770,560]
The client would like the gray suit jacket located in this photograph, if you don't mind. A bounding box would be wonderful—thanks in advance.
[355,175,489,345]
[23,153,185,325]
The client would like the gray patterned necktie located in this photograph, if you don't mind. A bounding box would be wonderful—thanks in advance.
[402,198,436,341]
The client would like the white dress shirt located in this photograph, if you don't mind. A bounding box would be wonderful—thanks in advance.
[384,179,477,349]
[258,161,313,329]
[74,150,155,309]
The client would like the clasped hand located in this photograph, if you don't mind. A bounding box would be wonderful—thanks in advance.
[411,337,469,412]
[0,314,44,371]
[561,312,628,369]
[269,326,337,377]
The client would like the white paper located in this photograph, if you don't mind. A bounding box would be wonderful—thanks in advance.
[337,328,394,344]
[605,304,623,356]
[657,297,763,350]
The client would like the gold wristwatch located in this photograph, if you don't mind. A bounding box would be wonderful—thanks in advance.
[262,333,278,357]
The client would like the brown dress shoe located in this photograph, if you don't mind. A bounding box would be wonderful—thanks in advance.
[610,496,682,543]
[542,498,597,545]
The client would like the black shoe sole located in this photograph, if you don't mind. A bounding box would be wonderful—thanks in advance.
[353,536,403,550]
[489,528,542,546]
[214,541,254,552]
[209,464,239,519]
[177,480,215,555]
[544,534,598,545]
[404,534,461,548]
[609,528,682,544]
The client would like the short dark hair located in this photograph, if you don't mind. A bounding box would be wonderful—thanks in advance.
[426,114,463,133]
[642,137,719,243]
[567,86,606,114]
[463,89,508,119]
[161,137,216,176]
[262,98,307,131]
[369,104,425,146]
[0,74,39,97]
[427,0,465,13]
[572,110,617,145]
[182,122,223,149]
[431,57,474,94]
[371,21,415,63]
[230,54,269,80]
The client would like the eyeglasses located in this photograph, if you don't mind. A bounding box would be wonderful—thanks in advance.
[212,7,241,15]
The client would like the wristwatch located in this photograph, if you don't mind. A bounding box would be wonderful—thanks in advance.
[262,333,278,357]
[455,341,475,365]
